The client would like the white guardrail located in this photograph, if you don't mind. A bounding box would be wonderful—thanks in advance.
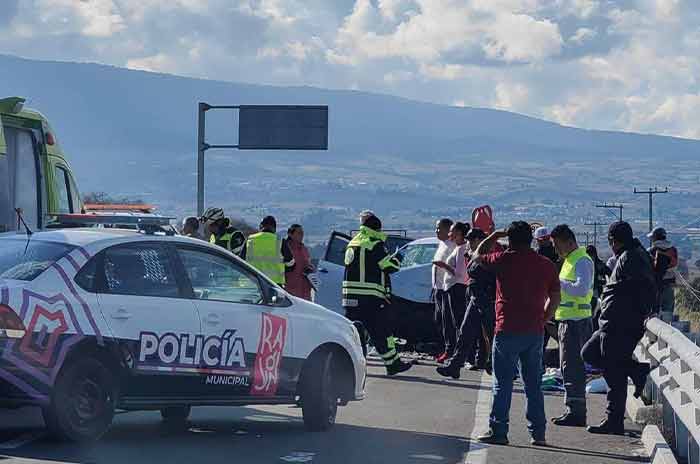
[636,313,700,464]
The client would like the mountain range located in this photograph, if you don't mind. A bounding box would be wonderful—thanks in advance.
[1,53,698,239]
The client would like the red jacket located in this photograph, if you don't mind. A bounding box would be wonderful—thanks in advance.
[285,240,313,300]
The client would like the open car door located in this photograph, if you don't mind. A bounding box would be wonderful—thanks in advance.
[313,231,351,315]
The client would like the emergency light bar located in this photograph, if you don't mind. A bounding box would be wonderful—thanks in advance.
[51,214,174,226]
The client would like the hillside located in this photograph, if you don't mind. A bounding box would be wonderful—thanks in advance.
[1,54,699,238]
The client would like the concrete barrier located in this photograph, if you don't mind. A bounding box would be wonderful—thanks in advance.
[643,425,679,464]
[637,317,700,464]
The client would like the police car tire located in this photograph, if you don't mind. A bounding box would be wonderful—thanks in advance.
[301,351,338,432]
[43,357,116,442]
[160,406,191,422]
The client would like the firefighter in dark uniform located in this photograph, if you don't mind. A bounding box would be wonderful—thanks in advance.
[342,211,413,376]
[200,207,246,256]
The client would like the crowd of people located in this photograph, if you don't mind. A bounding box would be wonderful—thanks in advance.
[428,217,679,445]
[180,206,679,447]
[180,207,316,301]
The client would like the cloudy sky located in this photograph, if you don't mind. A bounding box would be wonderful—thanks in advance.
[1,0,699,138]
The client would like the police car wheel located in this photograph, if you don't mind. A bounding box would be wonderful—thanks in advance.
[43,357,116,442]
[301,351,338,432]
[160,406,191,423]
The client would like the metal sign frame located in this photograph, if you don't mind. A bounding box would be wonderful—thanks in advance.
[196,102,329,215]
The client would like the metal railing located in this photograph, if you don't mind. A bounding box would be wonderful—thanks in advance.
[636,315,700,463]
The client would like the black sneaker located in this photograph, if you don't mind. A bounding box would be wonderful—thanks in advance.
[530,437,547,447]
[476,430,509,445]
[633,363,651,398]
[551,413,586,427]
[587,419,625,435]
[436,364,460,380]
[387,360,413,376]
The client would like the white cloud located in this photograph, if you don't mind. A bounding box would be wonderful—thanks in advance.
[0,0,698,139]
[569,27,596,44]
[126,53,175,73]
[329,0,563,65]
[494,81,530,109]
[482,13,563,62]
[29,0,125,37]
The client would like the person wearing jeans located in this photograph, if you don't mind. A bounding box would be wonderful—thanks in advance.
[491,333,547,440]
[471,221,561,446]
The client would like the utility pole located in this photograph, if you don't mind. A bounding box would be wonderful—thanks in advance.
[584,221,603,248]
[596,203,624,222]
[634,187,669,237]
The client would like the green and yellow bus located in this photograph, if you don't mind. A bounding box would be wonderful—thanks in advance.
[0,97,83,232]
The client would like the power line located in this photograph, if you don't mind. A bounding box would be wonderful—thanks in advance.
[584,221,604,248]
[634,187,669,237]
[675,271,700,305]
[596,203,624,222]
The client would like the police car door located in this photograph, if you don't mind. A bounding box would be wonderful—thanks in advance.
[174,245,294,399]
[314,231,351,315]
[96,242,202,400]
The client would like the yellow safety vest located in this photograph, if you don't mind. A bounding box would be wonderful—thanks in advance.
[245,232,285,285]
[555,247,594,321]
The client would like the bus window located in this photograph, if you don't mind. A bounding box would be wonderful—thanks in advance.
[54,165,72,214]
[67,172,81,212]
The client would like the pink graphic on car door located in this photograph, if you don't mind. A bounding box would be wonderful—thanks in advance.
[251,313,287,396]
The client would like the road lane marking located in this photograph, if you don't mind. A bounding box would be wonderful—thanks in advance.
[0,430,46,449]
[463,371,491,464]
[280,451,315,462]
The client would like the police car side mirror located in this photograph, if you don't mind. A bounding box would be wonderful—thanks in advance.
[269,287,292,307]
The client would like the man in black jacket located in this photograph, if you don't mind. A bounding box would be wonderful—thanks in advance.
[581,222,654,435]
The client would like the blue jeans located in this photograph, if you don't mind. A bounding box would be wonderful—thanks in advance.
[490,333,546,440]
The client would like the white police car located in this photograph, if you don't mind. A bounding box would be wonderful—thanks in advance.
[0,229,366,441]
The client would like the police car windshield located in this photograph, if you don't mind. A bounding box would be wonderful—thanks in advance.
[0,239,76,281]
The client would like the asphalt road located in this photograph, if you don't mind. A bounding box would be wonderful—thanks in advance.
[0,358,648,464]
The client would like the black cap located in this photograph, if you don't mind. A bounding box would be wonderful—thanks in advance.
[261,216,277,228]
[608,221,633,244]
[648,227,667,241]
[362,213,382,231]
[466,228,487,240]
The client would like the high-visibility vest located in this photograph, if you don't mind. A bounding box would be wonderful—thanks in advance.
[555,247,594,321]
[245,232,285,285]
[210,227,245,255]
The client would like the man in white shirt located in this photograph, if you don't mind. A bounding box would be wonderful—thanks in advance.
[432,218,456,363]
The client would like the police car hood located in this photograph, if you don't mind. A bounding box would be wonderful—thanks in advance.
[289,294,353,326]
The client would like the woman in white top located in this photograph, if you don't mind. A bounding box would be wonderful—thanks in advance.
[434,222,471,359]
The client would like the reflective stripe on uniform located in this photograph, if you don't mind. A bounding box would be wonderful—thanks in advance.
[342,281,387,292]
[342,288,387,299]
[342,226,393,306]
[378,254,400,271]
[381,351,400,365]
